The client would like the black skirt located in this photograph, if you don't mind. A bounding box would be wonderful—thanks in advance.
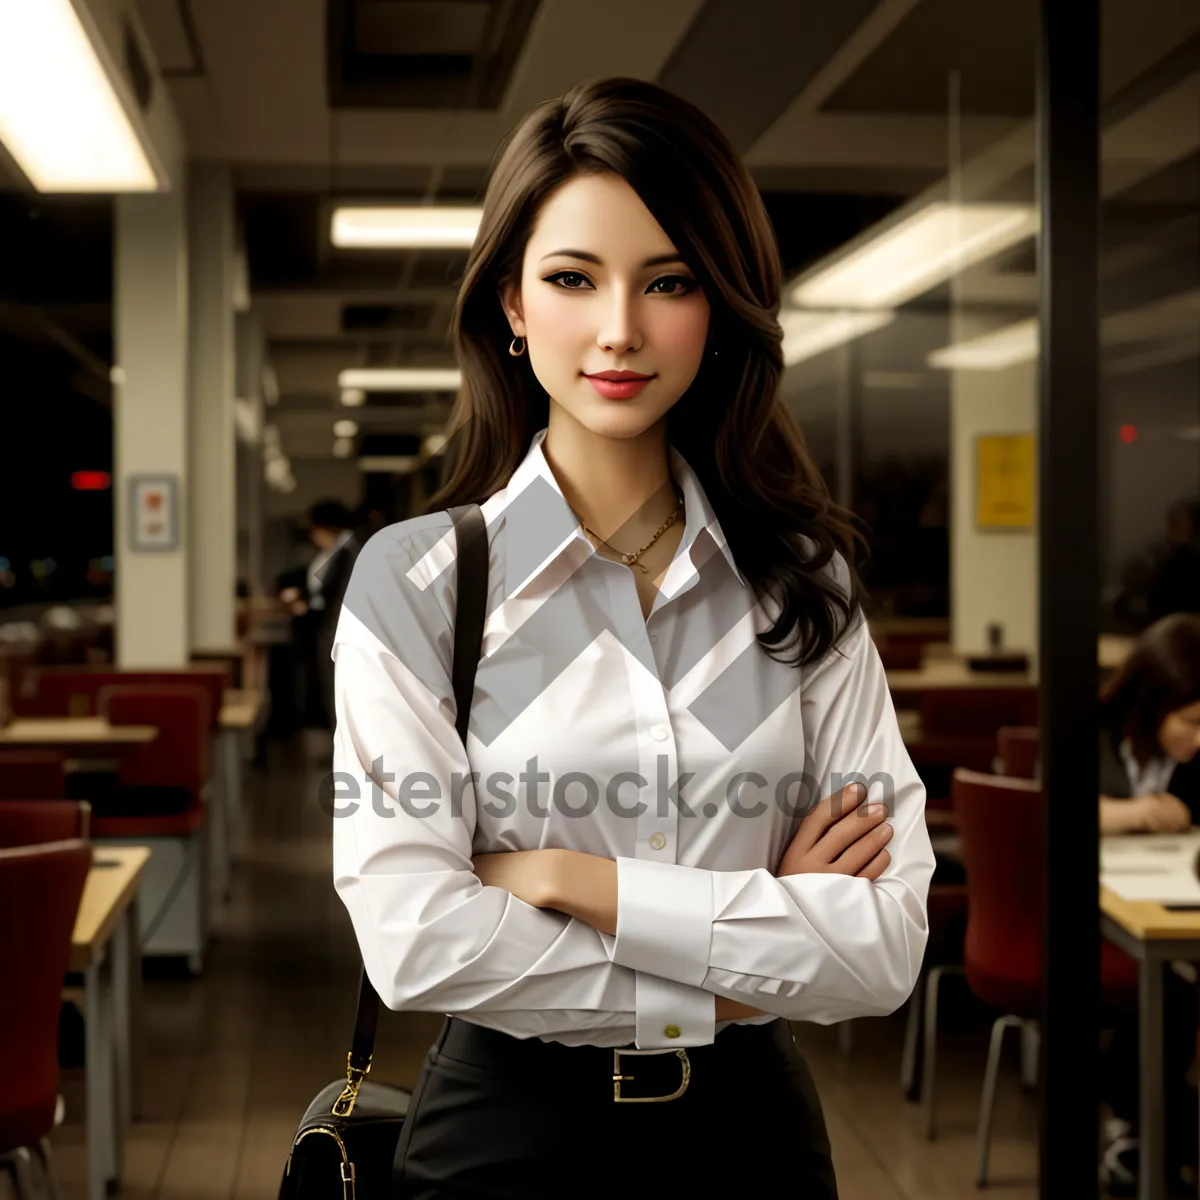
[393,1016,839,1198]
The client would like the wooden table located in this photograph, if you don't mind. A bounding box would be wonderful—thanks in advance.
[71,846,149,1200]
[887,660,1034,694]
[1101,835,1200,1200]
[0,717,157,754]
[219,687,263,731]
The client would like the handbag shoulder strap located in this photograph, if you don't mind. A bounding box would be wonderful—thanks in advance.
[346,503,489,1081]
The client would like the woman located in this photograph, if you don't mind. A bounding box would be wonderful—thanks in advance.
[1099,612,1200,836]
[331,78,934,1197]
[1097,613,1200,1194]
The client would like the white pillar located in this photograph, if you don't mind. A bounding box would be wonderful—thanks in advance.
[235,312,267,596]
[187,165,237,651]
[114,186,190,668]
[949,335,1039,663]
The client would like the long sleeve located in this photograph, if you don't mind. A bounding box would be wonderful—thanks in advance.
[330,527,715,1044]
[611,608,935,1023]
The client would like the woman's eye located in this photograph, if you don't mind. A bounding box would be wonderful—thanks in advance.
[648,275,697,295]
[545,271,591,289]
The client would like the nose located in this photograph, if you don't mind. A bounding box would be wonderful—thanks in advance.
[596,287,642,355]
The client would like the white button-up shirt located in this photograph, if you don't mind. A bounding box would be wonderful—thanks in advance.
[331,428,933,1050]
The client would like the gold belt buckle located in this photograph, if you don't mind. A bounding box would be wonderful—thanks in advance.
[612,1048,691,1103]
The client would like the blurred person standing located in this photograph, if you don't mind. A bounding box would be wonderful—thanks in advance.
[281,500,361,734]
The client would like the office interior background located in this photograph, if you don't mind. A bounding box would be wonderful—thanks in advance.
[2,1,1198,651]
[0,1,1198,1198]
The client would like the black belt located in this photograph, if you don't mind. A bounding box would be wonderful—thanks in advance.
[438,1016,787,1104]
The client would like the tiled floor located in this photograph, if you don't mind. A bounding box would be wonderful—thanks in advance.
[36,734,1040,1199]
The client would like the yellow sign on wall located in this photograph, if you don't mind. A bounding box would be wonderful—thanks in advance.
[976,433,1035,528]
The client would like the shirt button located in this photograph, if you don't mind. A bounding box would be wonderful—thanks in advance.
[648,832,667,851]
[649,725,668,741]
[664,1025,681,1039]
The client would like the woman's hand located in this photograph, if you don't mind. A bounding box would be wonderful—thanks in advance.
[776,781,893,880]
[1131,792,1192,833]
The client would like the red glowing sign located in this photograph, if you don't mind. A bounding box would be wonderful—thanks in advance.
[71,471,112,490]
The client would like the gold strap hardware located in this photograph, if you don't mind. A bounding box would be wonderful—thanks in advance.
[340,1161,356,1200]
[612,1048,691,1103]
[331,1052,371,1117]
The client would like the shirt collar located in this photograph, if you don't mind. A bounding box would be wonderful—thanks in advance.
[488,427,748,599]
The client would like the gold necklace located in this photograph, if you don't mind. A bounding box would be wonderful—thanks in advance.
[582,493,684,574]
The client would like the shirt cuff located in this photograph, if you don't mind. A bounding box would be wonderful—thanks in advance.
[634,973,715,1048]
[612,857,714,986]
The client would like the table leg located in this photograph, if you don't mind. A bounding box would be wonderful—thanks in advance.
[1140,956,1166,1200]
[222,728,245,860]
[83,956,118,1200]
[207,759,229,905]
[111,916,131,1135]
[126,896,144,1120]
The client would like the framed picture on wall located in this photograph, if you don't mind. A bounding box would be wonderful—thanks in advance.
[976,433,1036,529]
[128,474,180,552]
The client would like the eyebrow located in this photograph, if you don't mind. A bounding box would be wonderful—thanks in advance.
[539,249,688,268]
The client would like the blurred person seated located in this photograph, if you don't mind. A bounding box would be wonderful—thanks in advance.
[1096,613,1200,1193]
[1099,612,1200,835]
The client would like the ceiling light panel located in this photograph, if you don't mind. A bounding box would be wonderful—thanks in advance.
[790,203,1038,310]
[332,206,482,249]
[0,0,159,191]
[338,368,462,392]
[780,310,896,366]
[927,319,1038,371]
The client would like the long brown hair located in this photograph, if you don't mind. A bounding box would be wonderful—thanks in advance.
[426,76,867,668]
[1100,613,1200,764]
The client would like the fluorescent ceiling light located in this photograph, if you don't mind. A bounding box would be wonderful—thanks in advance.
[790,203,1037,310]
[358,455,421,473]
[332,206,482,249]
[0,0,159,191]
[780,309,895,366]
[339,368,462,393]
[340,388,366,407]
[927,318,1038,371]
[333,419,358,438]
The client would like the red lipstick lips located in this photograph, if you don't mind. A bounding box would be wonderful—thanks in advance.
[584,370,656,400]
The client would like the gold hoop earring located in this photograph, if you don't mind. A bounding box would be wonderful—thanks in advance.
[509,336,526,357]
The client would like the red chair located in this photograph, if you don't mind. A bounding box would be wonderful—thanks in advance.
[0,838,92,1198]
[996,725,1040,780]
[909,687,1040,811]
[951,768,1137,1185]
[0,751,66,799]
[0,800,90,847]
[94,684,212,972]
[920,686,1038,740]
[13,664,228,730]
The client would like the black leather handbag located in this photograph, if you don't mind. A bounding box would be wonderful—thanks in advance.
[278,503,490,1200]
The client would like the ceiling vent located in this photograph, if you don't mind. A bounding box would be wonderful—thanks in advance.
[327,0,543,109]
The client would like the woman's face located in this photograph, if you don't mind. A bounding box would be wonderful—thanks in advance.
[501,171,711,441]
[1158,700,1200,761]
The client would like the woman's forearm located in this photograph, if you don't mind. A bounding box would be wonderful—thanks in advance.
[544,849,618,935]
[1100,796,1141,836]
